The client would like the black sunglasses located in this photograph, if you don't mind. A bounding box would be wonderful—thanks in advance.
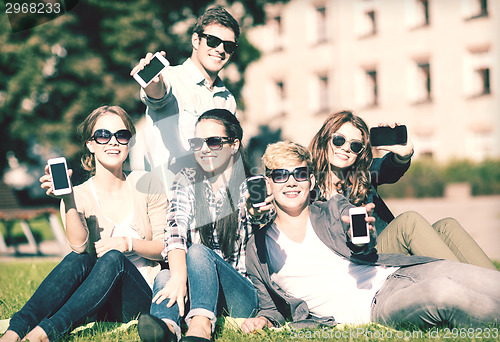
[198,33,238,54]
[332,133,365,154]
[91,129,132,145]
[188,136,234,151]
[268,166,310,184]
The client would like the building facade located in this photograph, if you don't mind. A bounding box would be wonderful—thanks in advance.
[240,0,499,162]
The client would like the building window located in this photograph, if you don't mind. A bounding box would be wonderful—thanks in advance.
[407,0,430,27]
[310,73,330,113]
[463,0,488,19]
[365,69,378,106]
[267,80,287,117]
[356,1,377,37]
[357,68,378,107]
[414,132,435,159]
[464,48,492,97]
[315,5,328,43]
[267,14,283,52]
[409,60,432,103]
[466,126,493,161]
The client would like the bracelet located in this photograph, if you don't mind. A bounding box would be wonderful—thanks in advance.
[127,237,133,252]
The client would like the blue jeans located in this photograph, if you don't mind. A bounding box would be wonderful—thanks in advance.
[371,260,500,328]
[151,244,257,340]
[8,250,152,341]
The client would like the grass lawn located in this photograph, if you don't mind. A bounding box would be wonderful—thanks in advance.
[1,260,499,342]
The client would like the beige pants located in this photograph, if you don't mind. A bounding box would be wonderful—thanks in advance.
[376,211,496,270]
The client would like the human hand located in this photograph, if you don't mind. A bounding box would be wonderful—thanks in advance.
[374,122,414,161]
[152,275,188,316]
[240,317,271,334]
[245,181,274,218]
[39,164,73,198]
[341,203,376,245]
[130,51,167,92]
[94,237,128,258]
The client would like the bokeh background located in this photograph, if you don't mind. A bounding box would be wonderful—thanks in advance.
[0,0,499,259]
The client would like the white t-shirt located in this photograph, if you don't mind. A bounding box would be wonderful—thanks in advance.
[266,219,398,324]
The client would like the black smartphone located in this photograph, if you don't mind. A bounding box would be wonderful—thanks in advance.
[370,125,407,146]
[246,175,267,208]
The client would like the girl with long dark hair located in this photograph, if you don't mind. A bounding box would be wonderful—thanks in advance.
[138,109,257,342]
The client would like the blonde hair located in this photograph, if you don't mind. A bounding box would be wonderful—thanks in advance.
[262,141,313,173]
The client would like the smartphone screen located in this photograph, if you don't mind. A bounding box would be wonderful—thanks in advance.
[247,176,267,207]
[351,213,368,238]
[50,162,70,190]
[136,55,166,84]
[370,125,407,146]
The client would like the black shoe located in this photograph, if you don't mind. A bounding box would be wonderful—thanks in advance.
[138,313,174,342]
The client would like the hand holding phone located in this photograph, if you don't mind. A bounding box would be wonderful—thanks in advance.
[349,207,370,245]
[132,52,170,88]
[370,125,407,147]
[47,157,72,196]
[246,175,268,208]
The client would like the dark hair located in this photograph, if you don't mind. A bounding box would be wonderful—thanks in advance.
[193,6,240,40]
[193,108,249,259]
[78,105,135,175]
[309,110,372,205]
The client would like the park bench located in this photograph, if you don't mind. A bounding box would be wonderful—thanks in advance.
[0,181,69,256]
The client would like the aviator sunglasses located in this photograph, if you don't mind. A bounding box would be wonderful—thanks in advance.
[188,136,234,151]
[268,166,310,184]
[332,133,365,154]
[198,33,238,54]
[91,129,132,145]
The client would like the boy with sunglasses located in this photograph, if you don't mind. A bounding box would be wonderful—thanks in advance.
[240,141,500,333]
[130,6,240,197]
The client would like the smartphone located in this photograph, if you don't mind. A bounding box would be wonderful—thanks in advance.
[47,157,72,196]
[133,52,170,88]
[369,125,407,146]
[246,175,268,208]
[349,207,370,245]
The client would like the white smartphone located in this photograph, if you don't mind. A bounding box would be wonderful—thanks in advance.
[133,52,170,88]
[349,207,370,245]
[47,157,72,196]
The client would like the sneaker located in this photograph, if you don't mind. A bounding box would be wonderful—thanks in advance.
[138,313,174,342]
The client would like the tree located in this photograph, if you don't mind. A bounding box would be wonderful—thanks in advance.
[0,0,285,185]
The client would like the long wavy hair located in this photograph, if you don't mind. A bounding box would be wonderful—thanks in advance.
[78,105,135,175]
[193,109,250,259]
[309,110,373,205]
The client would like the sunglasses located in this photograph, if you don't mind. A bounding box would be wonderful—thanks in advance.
[188,136,234,151]
[91,129,132,145]
[332,133,365,154]
[198,33,238,54]
[268,167,310,184]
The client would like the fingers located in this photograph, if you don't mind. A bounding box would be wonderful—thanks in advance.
[130,52,155,76]
[177,297,185,317]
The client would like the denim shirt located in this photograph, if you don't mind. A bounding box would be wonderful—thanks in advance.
[245,194,436,327]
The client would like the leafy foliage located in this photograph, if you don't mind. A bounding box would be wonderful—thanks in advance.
[0,0,285,184]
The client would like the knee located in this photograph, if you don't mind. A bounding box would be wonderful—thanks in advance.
[186,244,211,262]
[433,218,462,233]
[393,211,427,235]
[63,251,95,270]
[186,244,213,268]
[97,249,126,266]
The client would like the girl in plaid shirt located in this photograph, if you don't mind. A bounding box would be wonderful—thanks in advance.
[138,109,257,342]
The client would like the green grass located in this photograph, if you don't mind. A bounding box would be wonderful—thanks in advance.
[1,260,499,341]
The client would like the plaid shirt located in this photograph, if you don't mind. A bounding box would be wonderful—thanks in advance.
[162,168,253,277]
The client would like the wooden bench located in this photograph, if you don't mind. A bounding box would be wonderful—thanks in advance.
[0,181,69,256]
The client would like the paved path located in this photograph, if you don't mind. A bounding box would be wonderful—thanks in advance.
[1,196,499,262]
[385,195,500,262]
